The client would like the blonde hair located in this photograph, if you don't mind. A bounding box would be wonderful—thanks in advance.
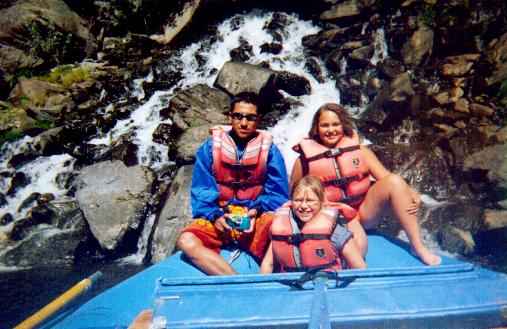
[290,175,325,202]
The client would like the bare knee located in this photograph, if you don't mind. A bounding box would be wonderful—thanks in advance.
[382,173,408,191]
[177,232,201,253]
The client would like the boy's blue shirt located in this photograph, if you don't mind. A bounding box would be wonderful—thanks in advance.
[190,132,290,221]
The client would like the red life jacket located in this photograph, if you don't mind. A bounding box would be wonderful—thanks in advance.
[270,202,356,272]
[210,126,272,204]
[293,134,370,206]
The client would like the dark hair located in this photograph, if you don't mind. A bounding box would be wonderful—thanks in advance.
[308,103,355,142]
[230,92,261,113]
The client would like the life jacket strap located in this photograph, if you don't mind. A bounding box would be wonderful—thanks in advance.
[322,172,369,187]
[284,260,338,273]
[216,181,263,189]
[305,145,360,162]
[339,192,367,205]
[271,233,331,245]
[221,162,257,171]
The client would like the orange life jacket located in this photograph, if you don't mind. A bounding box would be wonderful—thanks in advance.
[293,134,370,206]
[211,126,272,204]
[270,202,356,272]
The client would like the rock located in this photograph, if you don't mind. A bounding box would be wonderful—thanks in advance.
[260,42,283,55]
[161,84,230,135]
[6,172,30,196]
[8,79,64,107]
[150,165,193,264]
[433,88,464,105]
[348,45,374,69]
[230,37,253,62]
[463,143,507,189]
[0,0,97,91]
[150,0,200,45]
[440,54,480,77]
[175,125,212,165]
[272,71,311,96]
[74,160,155,252]
[214,61,276,97]
[401,24,434,66]
[102,33,158,65]
[481,32,507,87]
[37,193,55,205]
[98,141,139,167]
[31,127,64,156]
[440,226,475,255]
[152,123,173,145]
[0,213,13,226]
[469,103,494,117]
[483,209,507,230]
[305,58,325,83]
[17,192,40,213]
[389,72,415,102]
[453,98,470,114]
[320,0,362,21]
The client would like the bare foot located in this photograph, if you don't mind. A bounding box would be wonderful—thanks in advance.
[411,247,441,266]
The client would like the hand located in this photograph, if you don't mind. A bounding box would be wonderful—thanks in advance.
[243,208,258,233]
[406,187,421,215]
[214,215,233,233]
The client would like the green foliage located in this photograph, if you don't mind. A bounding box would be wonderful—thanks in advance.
[0,105,14,126]
[7,68,34,89]
[131,0,143,12]
[25,21,72,64]
[40,65,91,88]
[498,79,507,101]
[34,119,55,130]
[0,129,22,142]
[419,4,436,27]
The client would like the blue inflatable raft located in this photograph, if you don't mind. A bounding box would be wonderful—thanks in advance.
[41,234,506,328]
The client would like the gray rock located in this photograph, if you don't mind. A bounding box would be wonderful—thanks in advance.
[440,226,475,255]
[150,165,193,264]
[214,61,276,96]
[401,24,434,66]
[175,125,212,164]
[75,160,155,252]
[161,84,230,134]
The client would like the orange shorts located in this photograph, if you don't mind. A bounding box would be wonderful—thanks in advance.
[180,212,274,261]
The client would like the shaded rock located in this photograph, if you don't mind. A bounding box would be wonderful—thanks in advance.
[260,42,283,55]
[440,54,480,77]
[483,209,507,230]
[17,192,40,213]
[401,24,434,66]
[174,125,211,165]
[152,123,173,145]
[230,37,253,62]
[348,45,374,69]
[481,32,507,87]
[273,71,311,96]
[150,165,193,264]
[320,0,362,21]
[161,84,230,135]
[214,61,276,97]
[440,226,475,255]
[463,143,507,189]
[102,33,158,65]
[31,127,64,156]
[8,79,64,107]
[469,103,494,117]
[0,213,13,226]
[305,58,325,83]
[6,172,30,196]
[37,193,55,206]
[98,141,139,167]
[377,59,405,80]
[150,0,201,45]
[389,72,415,102]
[74,160,155,252]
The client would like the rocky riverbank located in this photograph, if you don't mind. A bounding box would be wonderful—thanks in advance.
[0,0,505,271]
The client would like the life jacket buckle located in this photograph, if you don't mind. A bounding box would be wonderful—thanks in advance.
[288,233,303,245]
[324,148,342,157]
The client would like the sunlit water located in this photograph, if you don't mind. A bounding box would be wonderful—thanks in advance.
[0,10,456,327]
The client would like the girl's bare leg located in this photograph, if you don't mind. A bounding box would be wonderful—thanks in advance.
[359,174,441,265]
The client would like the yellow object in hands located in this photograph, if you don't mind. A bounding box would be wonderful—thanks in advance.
[227,205,248,215]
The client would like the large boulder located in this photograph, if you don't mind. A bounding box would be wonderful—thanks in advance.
[150,165,193,264]
[214,61,276,97]
[174,125,212,165]
[74,160,156,253]
[160,84,230,135]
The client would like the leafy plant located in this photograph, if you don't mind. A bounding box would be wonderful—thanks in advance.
[0,129,22,142]
[419,4,437,27]
[34,119,55,130]
[6,68,34,89]
[25,21,72,65]
[498,79,507,101]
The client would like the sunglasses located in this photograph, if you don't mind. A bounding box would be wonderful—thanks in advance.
[230,112,258,122]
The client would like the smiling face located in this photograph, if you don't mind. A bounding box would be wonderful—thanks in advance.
[317,110,344,148]
[229,101,259,140]
[291,187,323,223]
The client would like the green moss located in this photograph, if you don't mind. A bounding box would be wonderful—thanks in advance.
[7,68,35,89]
[419,4,436,27]
[34,119,55,130]
[38,65,91,88]
[498,79,507,101]
[0,129,22,142]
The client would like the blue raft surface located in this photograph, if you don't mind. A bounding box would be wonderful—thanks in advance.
[42,234,507,329]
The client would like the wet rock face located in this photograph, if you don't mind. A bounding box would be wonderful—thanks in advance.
[74,160,156,253]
